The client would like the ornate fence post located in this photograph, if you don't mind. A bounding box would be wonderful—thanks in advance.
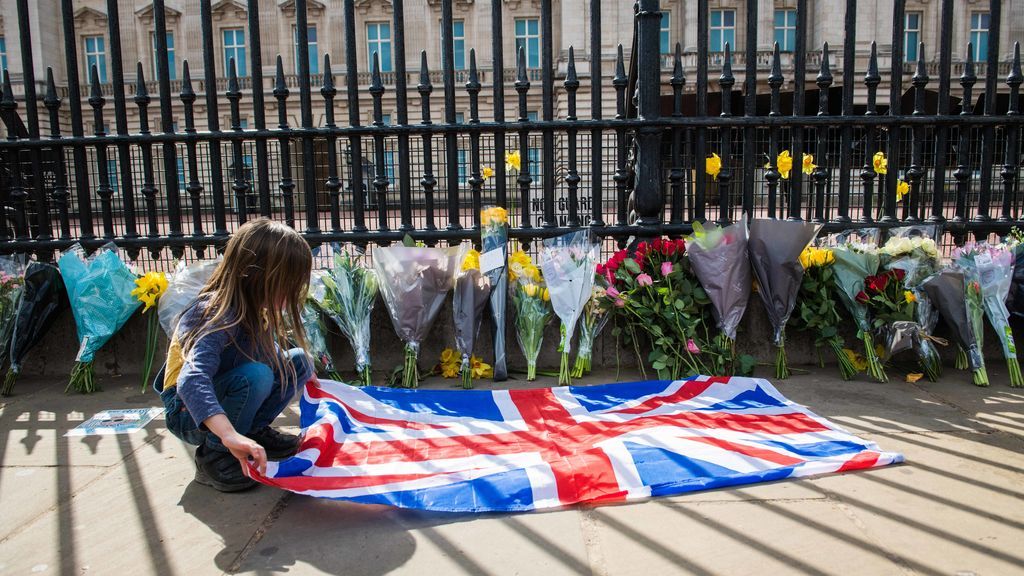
[634,0,663,230]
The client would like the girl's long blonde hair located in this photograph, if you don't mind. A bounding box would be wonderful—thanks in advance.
[181,218,313,387]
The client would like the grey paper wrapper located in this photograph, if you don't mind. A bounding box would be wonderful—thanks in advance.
[748,219,822,345]
[922,270,984,371]
[687,222,751,340]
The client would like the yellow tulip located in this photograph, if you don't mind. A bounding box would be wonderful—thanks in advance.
[505,151,521,172]
[541,288,550,302]
[802,153,817,175]
[873,151,888,175]
[524,283,539,298]
[706,153,722,181]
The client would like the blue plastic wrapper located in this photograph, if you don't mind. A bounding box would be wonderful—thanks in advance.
[58,244,142,364]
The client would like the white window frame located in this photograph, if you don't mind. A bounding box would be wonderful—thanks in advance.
[514,18,540,68]
[710,10,736,53]
[83,35,107,83]
[294,25,319,75]
[970,12,990,61]
[774,9,796,52]
[222,28,247,77]
[367,22,393,73]
[150,32,176,81]
[904,12,922,63]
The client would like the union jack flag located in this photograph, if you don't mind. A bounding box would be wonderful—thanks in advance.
[246,375,902,512]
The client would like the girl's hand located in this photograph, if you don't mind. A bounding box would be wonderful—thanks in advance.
[222,432,267,475]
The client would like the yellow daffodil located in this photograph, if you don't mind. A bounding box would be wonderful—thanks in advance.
[706,153,722,181]
[481,166,495,180]
[131,271,168,313]
[481,206,509,226]
[440,361,459,379]
[873,151,888,175]
[773,150,794,179]
[471,356,493,379]
[462,249,481,272]
[505,151,521,172]
[905,373,923,383]
[508,250,540,283]
[843,348,868,372]
[896,180,910,201]
[438,348,461,378]
[904,290,916,304]
[440,348,457,364]
[802,153,817,175]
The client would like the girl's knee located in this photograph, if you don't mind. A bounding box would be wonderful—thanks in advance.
[232,362,275,397]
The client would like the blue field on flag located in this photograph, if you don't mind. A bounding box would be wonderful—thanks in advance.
[248,375,903,513]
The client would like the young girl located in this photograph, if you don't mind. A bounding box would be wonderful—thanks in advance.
[156,219,315,492]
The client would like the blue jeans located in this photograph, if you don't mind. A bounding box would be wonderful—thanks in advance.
[162,348,313,453]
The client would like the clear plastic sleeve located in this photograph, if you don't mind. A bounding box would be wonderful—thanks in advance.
[0,255,28,368]
[374,244,464,351]
[537,230,600,356]
[481,205,509,381]
[317,248,379,384]
[157,257,221,336]
[453,268,493,385]
[686,219,751,340]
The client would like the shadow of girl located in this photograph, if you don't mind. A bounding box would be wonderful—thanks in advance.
[178,483,420,575]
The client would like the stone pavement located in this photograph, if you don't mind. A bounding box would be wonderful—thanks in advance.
[1,368,1023,576]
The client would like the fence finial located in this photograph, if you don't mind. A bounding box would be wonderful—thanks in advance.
[181,60,197,102]
[321,53,336,98]
[44,67,61,109]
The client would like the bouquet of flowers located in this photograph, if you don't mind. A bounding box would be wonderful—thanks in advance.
[538,230,601,385]
[58,244,142,393]
[830,231,888,382]
[602,237,711,380]
[304,270,342,381]
[481,206,510,380]
[2,262,67,396]
[923,270,988,386]
[858,268,930,377]
[317,250,379,386]
[509,250,552,381]
[571,278,612,378]
[879,228,943,381]
[1006,228,1024,319]
[157,258,220,336]
[685,220,751,375]
[375,242,464,388]
[132,271,168,391]
[453,249,494,388]
[953,243,1021,387]
[0,256,27,386]
[748,219,822,379]
[792,246,857,380]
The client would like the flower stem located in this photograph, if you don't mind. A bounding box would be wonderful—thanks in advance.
[1,366,18,397]
[1007,356,1023,388]
[955,346,969,370]
[830,339,857,381]
[558,351,571,386]
[527,361,537,381]
[862,332,888,383]
[972,365,990,387]
[775,344,790,380]
[67,361,97,394]
[141,312,159,393]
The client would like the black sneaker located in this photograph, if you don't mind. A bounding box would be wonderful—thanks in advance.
[247,426,300,460]
[194,444,258,493]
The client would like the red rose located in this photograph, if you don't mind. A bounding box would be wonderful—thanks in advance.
[856,291,869,304]
[892,268,906,282]
[596,264,606,277]
[866,273,889,293]
[652,238,663,252]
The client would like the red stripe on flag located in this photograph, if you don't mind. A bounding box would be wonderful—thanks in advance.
[837,451,881,472]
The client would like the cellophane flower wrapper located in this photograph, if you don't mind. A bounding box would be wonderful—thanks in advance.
[318,249,379,386]
[830,231,887,382]
[509,254,553,381]
[0,255,27,375]
[572,278,612,378]
[748,219,822,379]
[922,270,986,378]
[880,226,943,381]
[1006,235,1024,319]
[685,219,751,342]
[58,243,142,393]
[157,257,220,337]
[2,262,68,396]
[374,244,465,388]
[304,271,341,380]
[481,206,510,381]
[953,243,1021,386]
[538,230,601,385]
[453,267,493,388]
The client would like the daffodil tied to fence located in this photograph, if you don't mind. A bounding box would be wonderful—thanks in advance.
[132,271,168,392]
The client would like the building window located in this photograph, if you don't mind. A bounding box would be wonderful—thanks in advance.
[970,12,990,61]
[151,32,176,81]
[222,28,247,77]
[176,157,187,191]
[0,37,7,73]
[774,10,796,52]
[904,12,921,62]
[446,20,466,70]
[515,19,540,68]
[84,35,108,83]
[239,119,248,130]
[107,158,119,193]
[294,25,319,75]
[659,12,671,54]
[710,10,735,53]
[458,149,468,185]
[367,22,392,73]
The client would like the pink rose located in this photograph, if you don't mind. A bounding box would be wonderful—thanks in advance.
[636,273,653,287]
[606,286,620,299]
[686,339,701,354]
[614,298,626,308]
[660,261,673,277]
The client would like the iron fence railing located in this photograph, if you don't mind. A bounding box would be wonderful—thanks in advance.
[0,0,1022,270]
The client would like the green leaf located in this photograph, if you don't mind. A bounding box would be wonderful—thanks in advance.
[402,234,417,247]
[623,259,641,274]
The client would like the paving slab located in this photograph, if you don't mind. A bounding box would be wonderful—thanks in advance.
[772,372,992,435]
[912,377,1024,439]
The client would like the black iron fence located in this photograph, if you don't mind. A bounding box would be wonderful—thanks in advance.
[0,0,1022,268]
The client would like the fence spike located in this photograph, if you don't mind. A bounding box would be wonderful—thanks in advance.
[671,42,684,87]
[181,60,196,102]
[467,48,481,93]
[1008,42,1023,89]
[87,65,103,108]
[818,42,832,86]
[721,43,734,87]
[321,53,336,98]
[226,58,240,98]
[963,43,977,84]
[913,43,929,87]
[44,67,60,109]
[274,55,289,100]
[133,62,149,103]
[565,46,579,90]
[865,41,880,86]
